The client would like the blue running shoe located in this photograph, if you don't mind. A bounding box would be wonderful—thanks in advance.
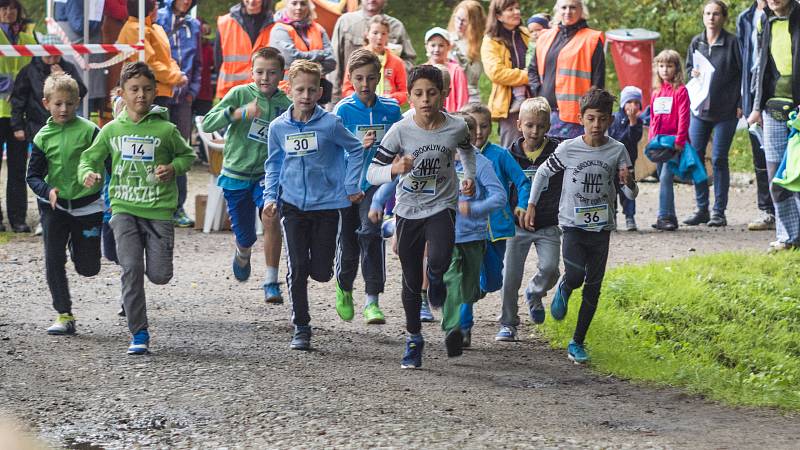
[232,252,251,282]
[420,297,435,322]
[426,269,446,308]
[494,325,517,342]
[567,340,590,364]
[127,329,150,355]
[550,280,570,321]
[525,290,545,324]
[290,326,312,350]
[401,334,424,369]
[263,282,283,304]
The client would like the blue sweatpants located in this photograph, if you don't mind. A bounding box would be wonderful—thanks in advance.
[223,181,266,249]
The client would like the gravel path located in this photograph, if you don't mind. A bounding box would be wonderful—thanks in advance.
[1,168,798,449]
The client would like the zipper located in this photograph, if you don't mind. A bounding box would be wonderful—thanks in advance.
[510,30,521,68]
[297,120,307,210]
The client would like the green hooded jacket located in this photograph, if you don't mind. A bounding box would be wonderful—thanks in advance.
[31,116,101,200]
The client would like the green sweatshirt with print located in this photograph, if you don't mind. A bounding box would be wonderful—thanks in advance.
[77,106,195,221]
[201,83,291,182]
[33,116,101,200]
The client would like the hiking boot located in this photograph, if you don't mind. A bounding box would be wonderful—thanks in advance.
[748,212,776,231]
[625,216,638,231]
[683,209,710,226]
[707,213,727,227]
[127,329,150,355]
[47,313,76,335]
[363,303,386,325]
[172,208,195,228]
[290,326,312,350]
[444,328,464,358]
[400,334,424,369]
[335,283,355,322]
[263,282,283,304]
[567,340,590,364]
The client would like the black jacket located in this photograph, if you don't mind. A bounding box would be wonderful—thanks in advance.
[10,58,87,139]
[754,2,800,110]
[685,28,742,122]
[508,136,563,230]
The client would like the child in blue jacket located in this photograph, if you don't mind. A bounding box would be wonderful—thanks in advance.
[263,60,364,351]
[607,86,643,231]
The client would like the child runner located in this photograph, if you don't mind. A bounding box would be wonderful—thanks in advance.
[26,73,102,335]
[442,111,506,353]
[649,50,690,231]
[498,97,563,341]
[367,65,476,369]
[79,62,195,354]
[202,47,291,303]
[608,85,643,231]
[525,88,638,364]
[424,27,470,113]
[263,60,364,351]
[333,49,403,324]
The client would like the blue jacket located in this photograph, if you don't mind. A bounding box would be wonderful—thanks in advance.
[156,0,202,101]
[54,0,101,35]
[456,153,507,244]
[333,93,403,191]
[737,3,760,116]
[608,109,643,164]
[650,135,708,184]
[264,105,364,211]
[480,142,530,241]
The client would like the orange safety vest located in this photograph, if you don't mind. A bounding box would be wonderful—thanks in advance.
[216,14,274,99]
[275,21,326,94]
[536,27,604,124]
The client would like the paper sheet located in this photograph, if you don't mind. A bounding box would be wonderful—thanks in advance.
[686,50,715,117]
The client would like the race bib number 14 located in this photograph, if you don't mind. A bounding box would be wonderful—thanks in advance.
[121,136,155,162]
[285,132,318,156]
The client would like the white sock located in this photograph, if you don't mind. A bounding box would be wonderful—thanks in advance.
[365,294,379,308]
[264,266,279,284]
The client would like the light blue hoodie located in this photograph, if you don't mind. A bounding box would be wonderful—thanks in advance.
[455,152,507,244]
[264,105,364,211]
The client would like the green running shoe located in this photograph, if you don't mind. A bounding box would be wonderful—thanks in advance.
[363,303,386,325]
[335,283,354,321]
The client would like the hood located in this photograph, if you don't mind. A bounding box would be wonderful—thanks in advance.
[284,104,327,126]
[164,0,199,16]
[117,105,170,124]
[230,2,274,20]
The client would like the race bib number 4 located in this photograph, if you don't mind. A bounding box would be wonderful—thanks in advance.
[248,117,270,144]
[402,175,436,195]
[653,97,674,115]
[285,132,318,156]
[121,136,155,162]
[574,204,609,230]
[355,125,386,146]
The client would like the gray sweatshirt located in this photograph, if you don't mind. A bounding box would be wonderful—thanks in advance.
[367,113,476,220]
[528,136,637,232]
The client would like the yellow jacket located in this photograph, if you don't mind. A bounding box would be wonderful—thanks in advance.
[117,16,183,98]
[480,30,530,120]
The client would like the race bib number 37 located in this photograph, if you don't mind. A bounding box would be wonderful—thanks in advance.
[402,175,436,195]
[574,204,609,230]
[285,132,319,156]
[121,136,155,162]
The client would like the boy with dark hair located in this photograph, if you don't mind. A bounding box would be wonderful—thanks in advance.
[203,46,291,303]
[79,62,195,354]
[525,88,638,364]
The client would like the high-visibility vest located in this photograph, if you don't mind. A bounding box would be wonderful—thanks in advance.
[536,27,604,124]
[216,14,273,99]
[274,21,325,93]
[0,27,35,118]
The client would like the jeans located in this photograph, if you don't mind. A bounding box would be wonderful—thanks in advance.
[657,160,677,218]
[335,186,386,295]
[688,115,738,214]
[223,181,266,249]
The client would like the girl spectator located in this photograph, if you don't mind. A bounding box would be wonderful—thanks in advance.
[342,15,408,106]
[528,0,605,140]
[448,0,485,104]
[425,27,469,112]
[481,0,529,148]
[683,0,742,228]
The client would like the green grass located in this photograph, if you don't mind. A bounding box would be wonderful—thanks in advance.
[540,251,800,410]
[0,233,12,245]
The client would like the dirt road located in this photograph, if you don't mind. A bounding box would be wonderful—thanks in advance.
[1,168,798,449]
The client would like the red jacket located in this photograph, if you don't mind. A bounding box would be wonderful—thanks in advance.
[649,82,690,149]
[343,49,408,106]
[444,60,469,113]
[198,39,214,101]
[104,0,127,22]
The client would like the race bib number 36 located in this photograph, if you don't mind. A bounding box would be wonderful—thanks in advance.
[402,175,436,195]
[248,117,270,144]
[285,132,319,156]
[121,136,155,162]
[574,204,609,230]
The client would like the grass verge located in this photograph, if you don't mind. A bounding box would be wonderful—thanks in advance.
[539,251,800,411]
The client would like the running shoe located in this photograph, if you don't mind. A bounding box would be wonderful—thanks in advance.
[495,325,517,342]
[290,325,312,350]
[426,270,446,308]
[420,297,435,322]
[525,290,545,324]
[127,329,150,355]
[335,283,354,321]
[567,340,590,364]
[46,313,76,335]
[363,303,386,325]
[263,282,283,304]
[232,251,251,282]
[748,211,775,231]
[461,328,472,348]
[173,208,195,228]
[400,334,424,369]
[550,280,571,321]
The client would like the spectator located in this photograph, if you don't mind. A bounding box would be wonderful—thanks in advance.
[342,15,408,105]
[749,0,799,251]
[102,0,128,125]
[117,0,188,106]
[607,86,643,231]
[0,0,36,233]
[481,0,529,148]
[329,0,416,103]
[525,13,550,65]
[683,0,742,228]
[425,27,469,112]
[737,0,775,231]
[528,0,605,140]
[215,0,275,99]
[194,19,216,117]
[270,0,336,103]
[448,0,485,104]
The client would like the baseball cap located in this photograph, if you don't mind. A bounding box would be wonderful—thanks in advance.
[425,27,451,44]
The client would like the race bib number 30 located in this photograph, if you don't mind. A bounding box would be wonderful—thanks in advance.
[574,204,609,230]
[285,132,318,156]
[402,175,436,195]
[121,136,155,162]
[248,117,270,144]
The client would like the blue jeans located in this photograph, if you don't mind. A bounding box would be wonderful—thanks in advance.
[688,116,738,214]
[658,161,676,218]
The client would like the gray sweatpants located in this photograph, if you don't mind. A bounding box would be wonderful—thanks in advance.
[109,213,174,334]
[499,225,561,327]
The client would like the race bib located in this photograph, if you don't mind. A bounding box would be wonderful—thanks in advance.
[247,117,270,144]
[456,170,465,182]
[523,168,537,183]
[653,97,673,115]
[401,175,436,195]
[574,204,609,230]
[285,132,318,156]
[355,124,386,146]
[121,136,155,162]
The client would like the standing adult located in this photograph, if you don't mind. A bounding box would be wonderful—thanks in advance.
[749,0,799,251]
[215,0,275,99]
[0,0,35,232]
[270,0,335,103]
[481,0,529,149]
[157,0,202,228]
[102,0,128,125]
[448,0,485,104]
[738,0,775,231]
[683,0,742,227]
[527,0,604,140]
[329,0,416,103]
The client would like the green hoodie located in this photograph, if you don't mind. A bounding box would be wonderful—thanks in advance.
[32,116,101,200]
[201,83,291,182]
[78,106,195,221]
